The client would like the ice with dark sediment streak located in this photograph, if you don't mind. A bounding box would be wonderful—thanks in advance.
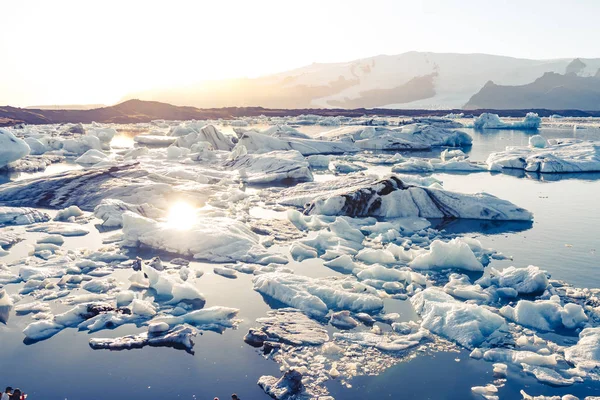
[258,370,310,400]
[223,150,314,183]
[487,138,600,173]
[234,131,359,156]
[170,124,235,151]
[94,198,164,228]
[0,163,213,211]
[276,175,532,221]
[246,308,329,347]
[89,324,198,353]
[0,207,50,226]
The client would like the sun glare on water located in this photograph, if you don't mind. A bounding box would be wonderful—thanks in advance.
[165,201,197,230]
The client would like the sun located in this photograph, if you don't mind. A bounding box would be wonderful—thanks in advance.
[165,201,197,230]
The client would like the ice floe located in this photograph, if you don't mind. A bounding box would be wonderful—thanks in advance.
[487,139,600,173]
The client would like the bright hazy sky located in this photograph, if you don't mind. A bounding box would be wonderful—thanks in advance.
[1,0,598,107]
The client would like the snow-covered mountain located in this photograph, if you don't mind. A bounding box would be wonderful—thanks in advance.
[125,52,600,110]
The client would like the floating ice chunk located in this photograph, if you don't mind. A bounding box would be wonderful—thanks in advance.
[290,242,318,262]
[166,146,190,160]
[82,278,116,294]
[392,157,487,173]
[471,384,498,399]
[141,263,205,306]
[89,324,198,353]
[0,289,13,324]
[411,288,507,349]
[307,155,333,169]
[484,265,549,295]
[521,364,581,386]
[323,255,358,273]
[37,235,64,245]
[224,150,313,183]
[482,348,557,367]
[131,299,157,317]
[0,206,50,226]
[213,266,237,279]
[123,212,272,263]
[564,327,600,370]
[133,135,176,146]
[24,137,49,155]
[329,310,359,329]
[520,390,578,400]
[23,319,64,341]
[253,273,383,318]
[410,238,484,272]
[155,306,239,331]
[94,198,164,228]
[248,308,329,347]
[115,290,135,307]
[173,125,234,151]
[493,363,508,377]
[75,149,108,165]
[500,298,587,331]
[27,223,89,236]
[329,160,367,174]
[344,124,472,151]
[87,127,117,144]
[473,113,541,130]
[62,135,102,155]
[235,131,359,156]
[334,329,428,352]
[301,176,532,221]
[356,265,424,286]
[54,205,84,221]
[0,128,30,168]
[444,274,492,302]
[529,135,548,149]
[487,139,600,173]
[14,301,51,315]
[258,370,307,400]
[356,248,396,264]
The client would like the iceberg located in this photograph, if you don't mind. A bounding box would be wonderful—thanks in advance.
[411,288,508,349]
[248,308,329,346]
[409,238,484,272]
[122,212,273,263]
[473,113,541,130]
[487,139,600,173]
[564,327,600,370]
[0,128,30,168]
[500,298,588,331]
[291,176,532,221]
[94,198,164,228]
[223,150,313,183]
[253,272,384,318]
[0,207,50,226]
[89,324,198,353]
[234,131,359,156]
[172,125,234,151]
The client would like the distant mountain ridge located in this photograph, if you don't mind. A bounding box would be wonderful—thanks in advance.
[2,99,600,127]
[465,60,600,110]
[123,52,600,110]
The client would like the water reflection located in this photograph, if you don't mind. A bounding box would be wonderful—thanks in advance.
[430,218,534,235]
